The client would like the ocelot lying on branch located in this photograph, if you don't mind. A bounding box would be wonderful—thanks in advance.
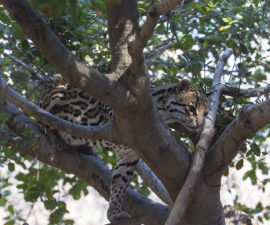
[38,79,209,222]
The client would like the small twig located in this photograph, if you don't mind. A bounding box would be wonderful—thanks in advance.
[24,203,35,223]
[164,48,233,225]
[146,40,177,66]
[4,53,51,82]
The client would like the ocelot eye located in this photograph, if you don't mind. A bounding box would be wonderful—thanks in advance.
[204,112,208,117]
[188,105,197,115]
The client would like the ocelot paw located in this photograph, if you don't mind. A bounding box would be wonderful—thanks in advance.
[72,145,94,155]
[52,141,69,151]
[49,140,69,162]
[107,208,131,222]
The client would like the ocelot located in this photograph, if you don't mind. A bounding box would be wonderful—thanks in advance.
[38,79,209,222]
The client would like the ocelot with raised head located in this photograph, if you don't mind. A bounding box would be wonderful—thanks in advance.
[38,79,209,222]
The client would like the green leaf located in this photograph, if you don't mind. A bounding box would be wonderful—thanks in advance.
[49,208,67,224]
[264,212,270,220]
[0,198,7,206]
[253,69,266,81]
[51,0,68,16]
[21,40,30,51]
[243,170,257,185]
[24,186,40,202]
[7,162,15,172]
[222,17,232,23]
[0,23,5,36]
[0,12,10,24]
[181,34,195,50]
[49,211,63,224]
[250,143,261,156]
[44,199,57,210]
[236,159,243,170]
[57,201,66,209]
[255,202,263,213]
[0,112,9,125]
[170,20,177,34]
[30,0,57,10]
[225,39,237,48]
[15,172,27,182]
[7,205,14,214]
[3,220,15,225]
[68,179,88,200]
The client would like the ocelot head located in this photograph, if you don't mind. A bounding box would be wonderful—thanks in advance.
[166,80,209,131]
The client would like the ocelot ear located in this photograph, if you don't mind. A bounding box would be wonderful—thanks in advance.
[178,79,190,93]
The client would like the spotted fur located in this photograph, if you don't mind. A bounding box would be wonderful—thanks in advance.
[38,80,208,222]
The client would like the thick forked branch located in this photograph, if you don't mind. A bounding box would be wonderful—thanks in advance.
[165,48,233,225]
[129,0,184,58]
[0,73,115,142]
[205,99,270,178]
[0,128,170,225]
[0,0,122,106]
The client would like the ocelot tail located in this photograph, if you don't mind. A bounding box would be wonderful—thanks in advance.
[38,79,209,222]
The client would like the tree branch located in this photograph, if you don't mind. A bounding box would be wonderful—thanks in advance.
[0,128,170,225]
[3,53,52,82]
[222,84,270,98]
[204,99,270,179]
[128,0,184,58]
[0,73,116,142]
[0,96,41,136]
[165,48,233,225]
[146,40,177,66]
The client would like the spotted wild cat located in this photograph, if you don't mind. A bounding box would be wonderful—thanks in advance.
[38,79,208,221]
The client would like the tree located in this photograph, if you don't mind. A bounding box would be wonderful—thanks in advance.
[0,0,269,224]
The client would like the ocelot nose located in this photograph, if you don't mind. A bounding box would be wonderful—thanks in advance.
[196,121,203,127]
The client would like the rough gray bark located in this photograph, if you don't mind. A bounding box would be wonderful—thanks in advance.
[1,0,270,224]
[106,0,138,74]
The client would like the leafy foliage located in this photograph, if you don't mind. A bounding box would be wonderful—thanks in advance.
[0,0,270,224]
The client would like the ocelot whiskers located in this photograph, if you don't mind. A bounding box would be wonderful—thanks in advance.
[38,79,208,222]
